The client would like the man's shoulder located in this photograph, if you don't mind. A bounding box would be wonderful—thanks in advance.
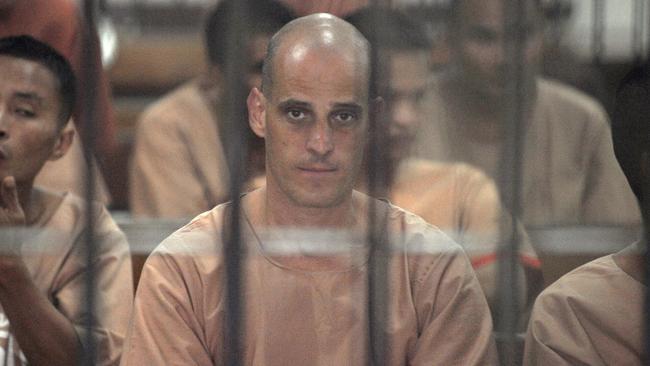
[137,80,211,129]
[535,254,634,309]
[382,197,463,255]
[537,78,608,123]
[152,202,230,257]
[397,159,490,186]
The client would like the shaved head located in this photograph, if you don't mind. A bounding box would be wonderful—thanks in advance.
[261,13,370,97]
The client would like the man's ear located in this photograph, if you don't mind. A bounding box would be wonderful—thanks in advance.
[371,96,385,116]
[248,87,267,138]
[48,122,74,161]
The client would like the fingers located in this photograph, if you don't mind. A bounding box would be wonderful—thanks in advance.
[1,176,19,213]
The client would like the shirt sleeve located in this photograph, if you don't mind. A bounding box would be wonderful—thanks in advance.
[120,243,215,366]
[54,206,133,366]
[581,109,641,225]
[523,287,602,366]
[409,242,499,365]
[129,105,210,218]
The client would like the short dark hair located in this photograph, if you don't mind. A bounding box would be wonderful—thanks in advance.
[345,7,431,51]
[612,64,650,203]
[0,35,76,126]
[448,0,544,30]
[204,0,294,68]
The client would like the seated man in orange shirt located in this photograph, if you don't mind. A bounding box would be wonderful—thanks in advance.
[129,0,294,218]
[0,36,132,365]
[121,14,497,365]
[523,63,650,365]
[347,7,541,310]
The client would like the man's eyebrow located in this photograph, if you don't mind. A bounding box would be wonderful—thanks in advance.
[13,91,44,105]
[331,102,363,113]
[277,99,312,110]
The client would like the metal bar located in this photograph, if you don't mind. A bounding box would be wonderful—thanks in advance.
[592,0,606,64]
[366,1,391,365]
[81,0,99,365]
[495,0,527,364]
[221,1,250,365]
[639,167,650,365]
[633,0,645,63]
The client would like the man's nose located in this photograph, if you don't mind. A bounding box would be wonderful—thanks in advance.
[0,108,10,140]
[391,99,418,131]
[306,120,334,157]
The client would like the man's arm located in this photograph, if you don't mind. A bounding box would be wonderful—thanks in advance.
[523,288,595,366]
[582,111,641,225]
[456,165,541,310]
[409,241,498,365]
[0,177,81,366]
[120,243,215,366]
[129,103,212,218]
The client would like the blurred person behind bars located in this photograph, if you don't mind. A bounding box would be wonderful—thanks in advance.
[121,14,497,365]
[0,35,132,366]
[129,0,294,219]
[412,0,640,228]
[346,7,542,314]
[0,0,114,204]
[523,62,650,366]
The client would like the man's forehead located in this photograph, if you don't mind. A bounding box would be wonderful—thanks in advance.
[0,56,59,97]
[458,0,541,28]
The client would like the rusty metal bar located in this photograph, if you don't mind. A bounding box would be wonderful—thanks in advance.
[81,0,99,365]
[365,1,391,365]
[495,0,527,364]
[221,1,250,365]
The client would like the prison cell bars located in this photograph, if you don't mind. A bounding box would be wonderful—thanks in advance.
[72,1,649,365]
[81,1,100,365]
[493,0,528,364]
[366,1,392,365]
[221,1,251,365]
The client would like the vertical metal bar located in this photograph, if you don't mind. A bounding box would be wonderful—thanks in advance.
[643,163,650,366]
[496,0,526,364]
[592,0,606,64]
[633,0,645,63]
[366,1,391,365]
[221,1,250,365]
[81,0,99,365]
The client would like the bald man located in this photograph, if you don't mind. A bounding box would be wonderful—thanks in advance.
[121,14,497,365]
[413,0,640,228]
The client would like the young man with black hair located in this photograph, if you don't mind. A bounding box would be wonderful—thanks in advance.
[0,35,132,366]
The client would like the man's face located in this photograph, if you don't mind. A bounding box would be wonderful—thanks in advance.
[452,0,543,100]
[386,50,429,162]
[0,56,64,185]
[250,46,369,208]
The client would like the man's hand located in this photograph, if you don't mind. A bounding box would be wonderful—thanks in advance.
[0,176,27,274]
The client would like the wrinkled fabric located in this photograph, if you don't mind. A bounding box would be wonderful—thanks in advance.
[413,77,640,227]
[0,192,132,365]
[523,255,644,365]
[129,80,229,218]
[390,159,538,304]
[121,198,498,366]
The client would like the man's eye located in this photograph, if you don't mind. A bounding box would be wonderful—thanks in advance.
[287,109,305,120]
[333,111,357,125]
[15,108,35,118]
